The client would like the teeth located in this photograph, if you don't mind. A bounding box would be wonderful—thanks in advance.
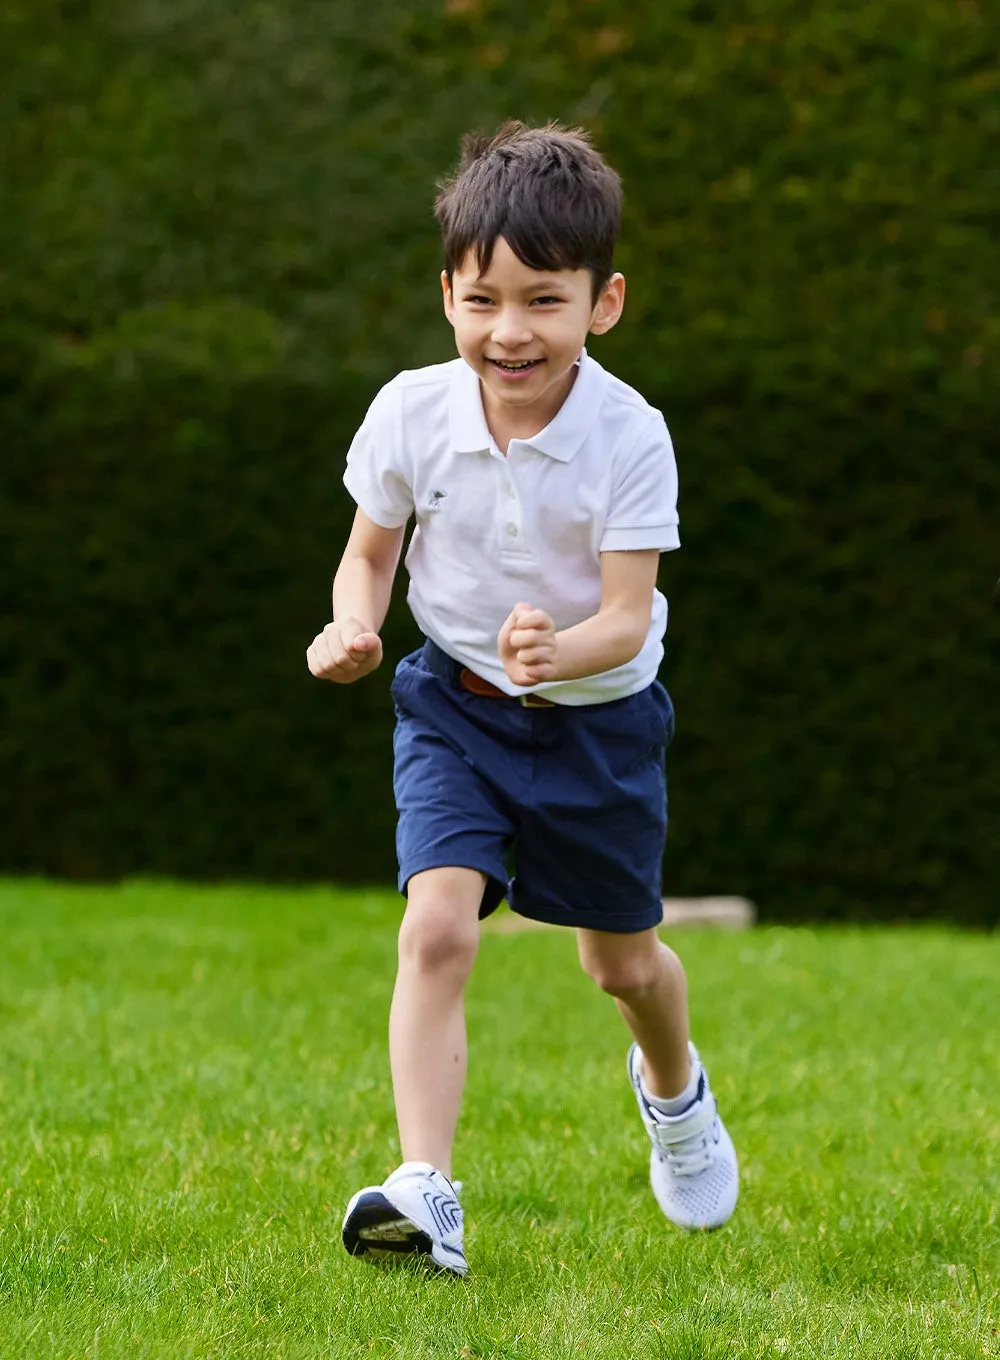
[495,360,536,370]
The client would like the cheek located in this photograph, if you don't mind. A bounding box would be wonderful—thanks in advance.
[552,309,593,339]
[455,318,490,349]
[450,321,476,350]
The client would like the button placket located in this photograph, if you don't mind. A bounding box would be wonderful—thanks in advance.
[496,444,536,560]
[497,458,524,549]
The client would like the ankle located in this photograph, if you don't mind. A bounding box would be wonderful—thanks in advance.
[641,1045,701,1112]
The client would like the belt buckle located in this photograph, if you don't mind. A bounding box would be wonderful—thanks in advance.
[519,693,551,709]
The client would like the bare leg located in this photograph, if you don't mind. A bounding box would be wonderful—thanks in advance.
[577,927,691,1098]
[388,866,483,1178]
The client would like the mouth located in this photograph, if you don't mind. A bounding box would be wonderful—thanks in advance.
[487,358,544,375]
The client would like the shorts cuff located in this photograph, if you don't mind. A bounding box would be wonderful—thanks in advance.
[399,857,509,920]
[508,901,664,934]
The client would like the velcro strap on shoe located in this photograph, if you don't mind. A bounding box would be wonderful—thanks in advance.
[652,1097,717,1149]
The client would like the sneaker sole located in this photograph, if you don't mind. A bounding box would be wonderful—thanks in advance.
[342,1190,433,1258]
[342,1190,468,1277]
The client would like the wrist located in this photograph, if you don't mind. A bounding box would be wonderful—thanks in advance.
[334,612,375,634]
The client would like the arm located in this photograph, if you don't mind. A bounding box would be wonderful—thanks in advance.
[306,508,406,683]
[498,549,660,686]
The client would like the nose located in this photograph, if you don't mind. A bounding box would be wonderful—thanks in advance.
[490,307,533,349]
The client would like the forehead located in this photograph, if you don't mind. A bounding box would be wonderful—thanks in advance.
[454,237,589,290]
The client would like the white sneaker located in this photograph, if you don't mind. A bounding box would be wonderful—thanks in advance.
[627,1042,739,1230]
[341,1161,468,1277]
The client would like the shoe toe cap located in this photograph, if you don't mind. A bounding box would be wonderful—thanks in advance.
[650,1125,739,1230]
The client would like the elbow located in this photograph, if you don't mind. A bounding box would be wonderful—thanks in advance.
[624,632,648,667]
[615,614,650,667]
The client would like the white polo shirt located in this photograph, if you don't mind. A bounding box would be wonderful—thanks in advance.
[343,349,680,705]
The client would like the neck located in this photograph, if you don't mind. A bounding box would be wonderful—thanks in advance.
[480,366,578,454]
[485,414,539,456]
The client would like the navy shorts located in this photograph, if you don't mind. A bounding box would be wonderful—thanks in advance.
[390,641,675,934]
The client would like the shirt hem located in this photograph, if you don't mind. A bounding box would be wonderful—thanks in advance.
[415,624,660,706]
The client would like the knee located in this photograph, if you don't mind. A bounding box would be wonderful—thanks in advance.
[583,954,660,1000]
[580,938,681,1001]
[398,891,479,978]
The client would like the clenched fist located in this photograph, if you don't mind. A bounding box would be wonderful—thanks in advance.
[306,617,383,683]
[498,601,558,686]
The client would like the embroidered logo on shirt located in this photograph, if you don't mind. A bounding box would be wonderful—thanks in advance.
[426,489,448,511]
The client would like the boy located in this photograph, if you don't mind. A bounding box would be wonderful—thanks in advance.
[307,122,738,1277]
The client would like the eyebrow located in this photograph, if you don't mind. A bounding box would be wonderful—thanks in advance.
[462,278,573,294]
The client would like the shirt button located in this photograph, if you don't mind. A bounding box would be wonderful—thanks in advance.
[506,523,518,536]
[507,484,517,499]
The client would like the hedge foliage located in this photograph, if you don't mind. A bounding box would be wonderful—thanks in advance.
[2,0,998,922]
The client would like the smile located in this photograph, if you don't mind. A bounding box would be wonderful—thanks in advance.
[487,358,544,372]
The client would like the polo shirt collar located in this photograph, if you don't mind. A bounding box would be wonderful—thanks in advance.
[449,350,604,462]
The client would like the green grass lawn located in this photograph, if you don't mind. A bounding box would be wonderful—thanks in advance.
[0,881,996,1359]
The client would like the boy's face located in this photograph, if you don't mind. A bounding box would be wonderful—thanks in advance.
[442,237,624,435]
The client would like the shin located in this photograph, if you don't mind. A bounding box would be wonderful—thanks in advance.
[578,927,692,1099]
[389,867,483,1176]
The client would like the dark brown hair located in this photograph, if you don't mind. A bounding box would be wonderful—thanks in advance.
[434,121,622,300]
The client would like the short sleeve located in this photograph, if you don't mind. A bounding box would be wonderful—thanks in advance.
[342,382,414,528]
[600,412,680,553]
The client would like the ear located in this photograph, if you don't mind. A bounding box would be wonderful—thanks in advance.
[589,273,626,336]
[441,270,456,326]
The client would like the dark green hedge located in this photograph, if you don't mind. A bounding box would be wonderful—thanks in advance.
[2,0,998,922]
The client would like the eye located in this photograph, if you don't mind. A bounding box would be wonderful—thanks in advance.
[464,294,495,306]
[530,296,562,306]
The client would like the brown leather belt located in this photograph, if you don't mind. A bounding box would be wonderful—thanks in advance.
[459,667,555,708]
